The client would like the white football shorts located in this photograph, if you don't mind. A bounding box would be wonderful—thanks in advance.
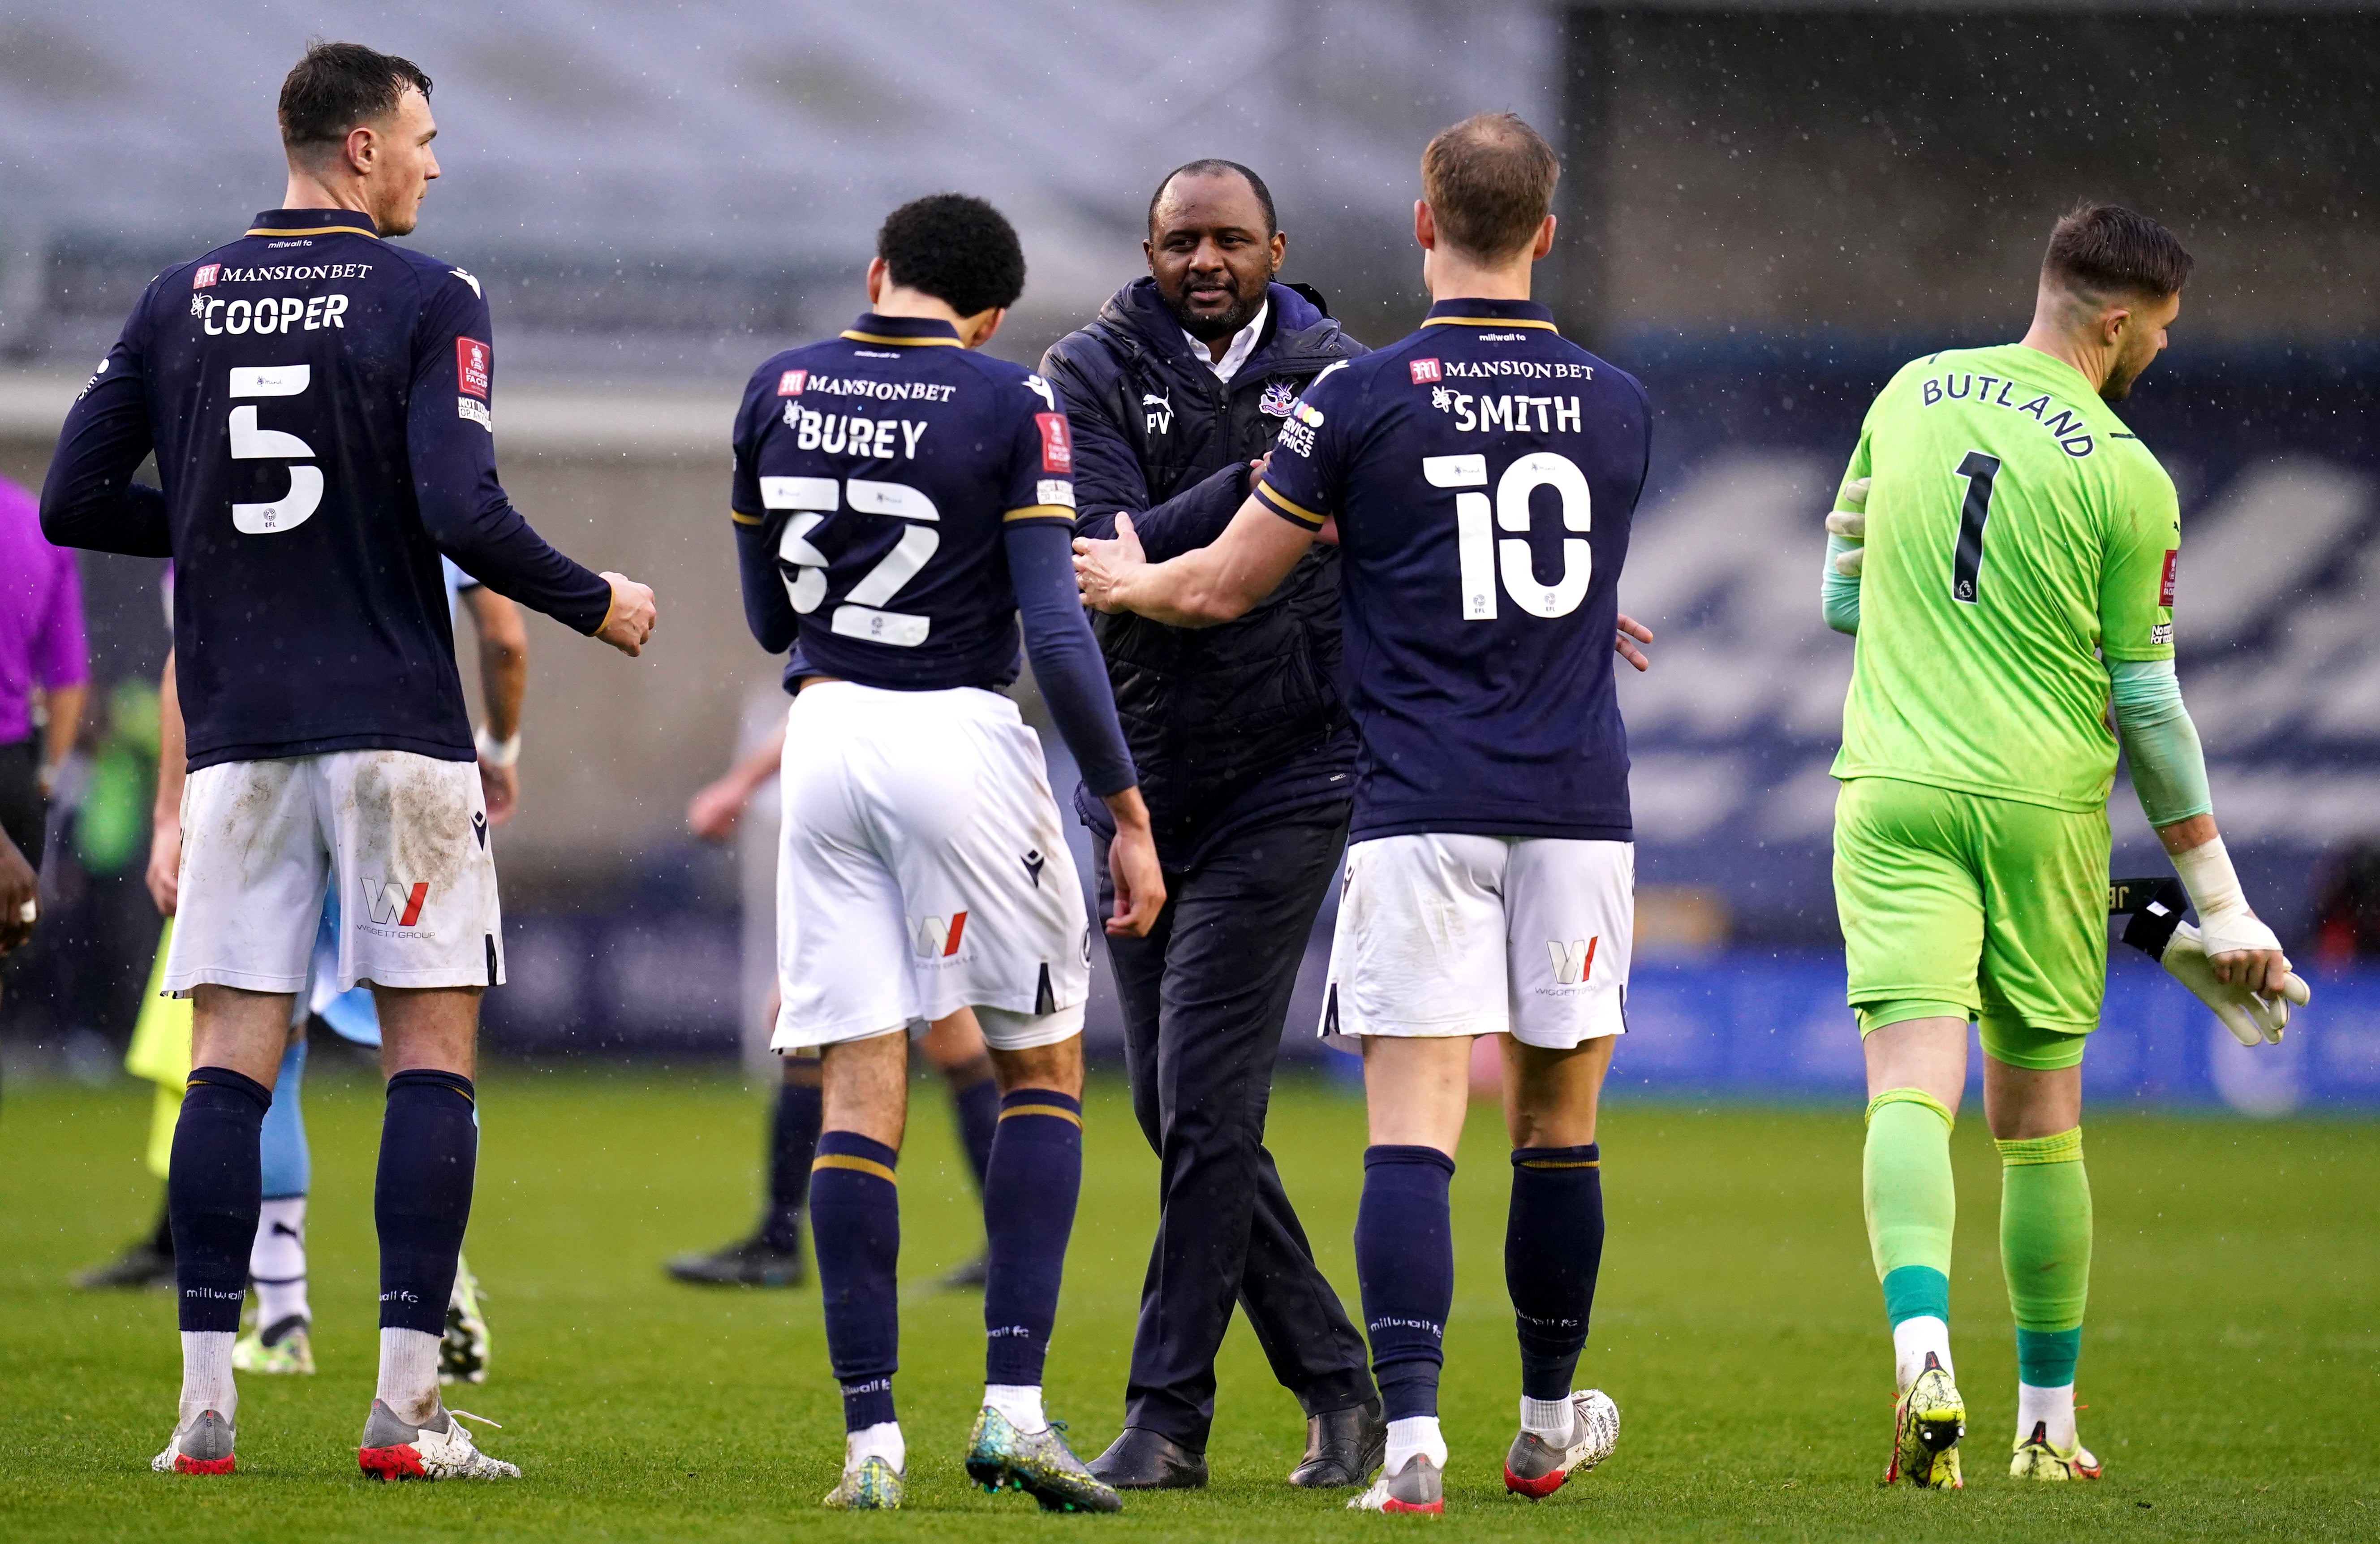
[1319,832,1632,1051]
[164,750,504,996]
[772,682,1090,1052]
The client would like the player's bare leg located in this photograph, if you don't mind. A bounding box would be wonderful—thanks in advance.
[153,986,295,1474]
[813,1030,910,1508]
[1863,1017,1970,1488]
[964,1025,1120,1512]
[1498,1036,1623,1499]
[1982,1055,2100,1480]
[355,986,515,1480]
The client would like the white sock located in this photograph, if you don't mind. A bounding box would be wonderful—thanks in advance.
[1519,1393,1577,1440]
[983,1383,1047,1434]
[847,1421,905,1471]
[1891,1315,1953,1392]
[1384,1415,1446,1475]
[250,1196,309,1329]
[375,1328,443,1426]
[2017,1381,2077,1449]
[179,1331,237,1427]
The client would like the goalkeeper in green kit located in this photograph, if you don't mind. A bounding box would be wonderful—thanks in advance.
[1820,204,2311,1490]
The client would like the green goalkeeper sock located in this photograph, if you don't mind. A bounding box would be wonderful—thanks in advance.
[1864,1089,1957,1387]
[1998,1126,2091,1445]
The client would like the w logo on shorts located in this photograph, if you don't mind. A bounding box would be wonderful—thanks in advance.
[1547,936,1599,986]
[360,876,430,928]
[913,911,968,958]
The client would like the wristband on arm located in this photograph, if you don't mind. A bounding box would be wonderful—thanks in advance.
[475,726,521,768]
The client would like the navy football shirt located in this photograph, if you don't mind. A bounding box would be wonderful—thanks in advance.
[42,208,612,770]
[1254,297,1649,842]
[731,313,1080,692]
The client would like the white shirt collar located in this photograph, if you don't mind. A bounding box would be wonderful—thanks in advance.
[1185,298,1269,384]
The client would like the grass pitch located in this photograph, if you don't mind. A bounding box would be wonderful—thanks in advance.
[0,1062,2371,1540]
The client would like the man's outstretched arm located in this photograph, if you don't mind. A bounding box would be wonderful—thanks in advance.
[1073,494,1314,628]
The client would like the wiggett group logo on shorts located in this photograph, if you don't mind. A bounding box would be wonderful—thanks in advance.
[358,876,431,929]
[1547,936,1600,986]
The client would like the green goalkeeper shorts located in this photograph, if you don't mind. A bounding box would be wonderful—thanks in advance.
[1833,776,2109,1069]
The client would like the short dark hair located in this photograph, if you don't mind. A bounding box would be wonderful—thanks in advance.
[1146,160,1278,238]
[876,194,1026,317]
[1420,112,1559,262]
[2042,203,2193,299]
[279,40,432,154]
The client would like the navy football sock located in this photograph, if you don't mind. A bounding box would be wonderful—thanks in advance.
[950,1059,1000,1197]
[170,1067,272,1333]
[982,1088,1083,1387]
[374,1070,478,1335]
[1506,1143,1604,1401]
[762,1076,823,1251]
[812,1131,901,1430]
[1356,1144,1458,1423]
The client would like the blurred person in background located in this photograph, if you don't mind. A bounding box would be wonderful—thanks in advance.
[81,559,523,1402]
[662,719,1003,1292]
[0,471,89,1025]
[2312,841,2380,963]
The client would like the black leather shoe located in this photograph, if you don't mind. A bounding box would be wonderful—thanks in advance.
[1087,1426,1208,1489]
[1288,1396,1386,1488]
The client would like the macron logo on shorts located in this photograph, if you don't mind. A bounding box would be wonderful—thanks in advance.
[1547,936,1599,986]
[913,911,968,958]
[361,876,430,928]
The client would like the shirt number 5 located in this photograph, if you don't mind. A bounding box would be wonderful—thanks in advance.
[227,365,321,534]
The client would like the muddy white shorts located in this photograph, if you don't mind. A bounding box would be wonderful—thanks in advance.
[1319,832,1631,1052]
[772,682,1090,1052]
[163,750,504,995]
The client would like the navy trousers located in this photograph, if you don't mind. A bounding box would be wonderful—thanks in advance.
[1095,801,1374,1449]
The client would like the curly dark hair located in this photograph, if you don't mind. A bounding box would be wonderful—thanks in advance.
[279,40,432,154]
[876,194,1027,318]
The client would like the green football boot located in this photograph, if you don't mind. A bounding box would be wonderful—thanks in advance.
[440,1255,490,1385]
[1885,1352,1965,1489]
[232,1313,315,1375]
[966,1406,1123,1513]
[822,1454,904,1510]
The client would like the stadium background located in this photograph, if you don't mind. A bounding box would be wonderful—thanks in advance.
[1,0,2375,1114]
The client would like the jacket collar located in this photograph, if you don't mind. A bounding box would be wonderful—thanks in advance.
[839,312,963,347]
[246,207,380,239]
[1421,296,1558,331]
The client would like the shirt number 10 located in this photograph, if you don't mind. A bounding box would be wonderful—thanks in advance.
[1422,451,1594,620]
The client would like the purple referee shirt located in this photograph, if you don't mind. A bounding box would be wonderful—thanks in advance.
[0,473,88,747]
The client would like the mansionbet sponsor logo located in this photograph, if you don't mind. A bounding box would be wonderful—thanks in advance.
[778,368,808,396]
[912,911,968,958]
[360,877,430,928]
[194,264,221,289]
[1410,357,1442,385]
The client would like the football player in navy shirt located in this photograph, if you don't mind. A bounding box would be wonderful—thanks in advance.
[730,194,1161,1513]
[1077,114,1646,1513]
[41,42,654,1482]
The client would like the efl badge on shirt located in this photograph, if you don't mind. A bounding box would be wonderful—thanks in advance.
[1259,380,1298,417]
[456,338,491,398]
[1035,413,1073,474]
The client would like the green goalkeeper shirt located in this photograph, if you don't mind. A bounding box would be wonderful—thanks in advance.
[1832,342,2179,813]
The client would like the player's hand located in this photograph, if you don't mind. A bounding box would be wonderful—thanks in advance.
[597,573,657,657]
[687,775,749,843]
[146,816,181,917]
[1101,788,1166,938]
[1616,613,1654,672]
[1826,476,1870,577]
[1072,514,1148,614]
[478,759,518,828]
[2198,908,2291,997]
[2160,919,2309,1046]
[0,837,37,954]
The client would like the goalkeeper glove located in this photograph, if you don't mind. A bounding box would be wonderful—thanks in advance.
[1826,476,1868,576]
[2110,876,2311,1047]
